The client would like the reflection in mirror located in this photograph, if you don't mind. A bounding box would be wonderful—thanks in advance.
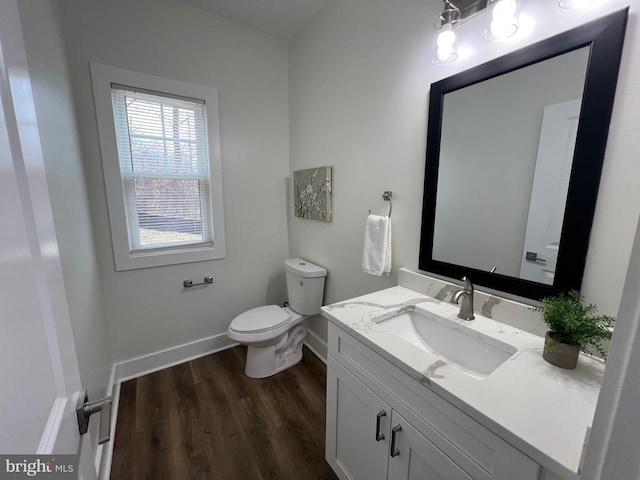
[419,9,629,300]
[433,47,590,285]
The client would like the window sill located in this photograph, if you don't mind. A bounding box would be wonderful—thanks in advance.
[114,242,226,271]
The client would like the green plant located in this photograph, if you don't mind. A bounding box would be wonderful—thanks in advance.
[532,290,615,359]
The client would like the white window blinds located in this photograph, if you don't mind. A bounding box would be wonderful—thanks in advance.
[111,86,213,252]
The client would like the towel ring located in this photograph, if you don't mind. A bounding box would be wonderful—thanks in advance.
[369,191,393,218]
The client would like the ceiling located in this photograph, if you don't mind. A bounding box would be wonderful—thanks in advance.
[175,0,330,40]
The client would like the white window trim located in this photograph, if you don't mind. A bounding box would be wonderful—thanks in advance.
[91,63,226,270]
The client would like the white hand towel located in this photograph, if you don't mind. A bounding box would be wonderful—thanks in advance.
[362,214,392,276]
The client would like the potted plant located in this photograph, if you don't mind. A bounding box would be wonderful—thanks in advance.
[532,290,615,369]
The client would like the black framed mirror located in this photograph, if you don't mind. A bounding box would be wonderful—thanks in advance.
[419,9,629,300]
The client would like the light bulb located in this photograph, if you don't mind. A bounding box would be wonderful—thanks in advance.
[437,46,454,61]
[432,3,460,65]
[437,27,456,48]
[492,0,517,21]
[485,0,519,41]
[490,19,517,39]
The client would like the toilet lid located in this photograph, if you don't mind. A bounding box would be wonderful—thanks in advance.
[230,305,290,333]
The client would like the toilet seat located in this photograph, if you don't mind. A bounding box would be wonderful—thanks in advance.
[229,305,290,334]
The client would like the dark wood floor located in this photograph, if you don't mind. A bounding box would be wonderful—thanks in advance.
[110,346,338,480]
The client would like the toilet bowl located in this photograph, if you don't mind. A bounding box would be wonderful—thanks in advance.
[227,258,327,378]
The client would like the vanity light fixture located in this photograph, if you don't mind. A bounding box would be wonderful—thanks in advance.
[433,0,461,65]
[484,0,521,41]
[432,0,524,65]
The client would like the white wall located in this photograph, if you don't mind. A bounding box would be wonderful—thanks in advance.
[17,0,112,400]
[289,0,640,345]
[434,48,588,277]
[55,0,291,362]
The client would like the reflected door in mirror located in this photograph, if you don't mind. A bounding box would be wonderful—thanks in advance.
[520,99,581,285]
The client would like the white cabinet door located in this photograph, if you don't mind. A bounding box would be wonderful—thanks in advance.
[387,411,473,480]
[326,357,390,480]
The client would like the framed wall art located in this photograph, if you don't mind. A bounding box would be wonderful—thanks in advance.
[293,166,332,222]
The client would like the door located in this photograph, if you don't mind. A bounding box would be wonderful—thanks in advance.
[326,357,390,480]
[520,99,581,284]
[0,1,96,477]
[387,411,473,480]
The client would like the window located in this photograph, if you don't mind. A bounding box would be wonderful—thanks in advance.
[91,64,226,270]
[111,87,212,251]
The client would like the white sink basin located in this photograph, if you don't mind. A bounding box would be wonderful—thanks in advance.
[376,307,517,379]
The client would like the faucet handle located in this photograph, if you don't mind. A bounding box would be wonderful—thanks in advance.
[462,276,474,294]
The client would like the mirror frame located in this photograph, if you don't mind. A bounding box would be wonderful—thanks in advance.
[419,9,629,300]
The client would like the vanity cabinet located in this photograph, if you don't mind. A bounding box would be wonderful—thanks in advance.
[326,357,389,480]
[327,358,472,480]
[325,323,541,480]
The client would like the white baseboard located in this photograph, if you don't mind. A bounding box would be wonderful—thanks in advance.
[113,332,238,383]
[304,328,327,364]
[97,332,238,480]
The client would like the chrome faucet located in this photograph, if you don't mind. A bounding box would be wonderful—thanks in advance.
[451,277,475,320]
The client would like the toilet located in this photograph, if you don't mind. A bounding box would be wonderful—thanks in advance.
[227,258,327,378]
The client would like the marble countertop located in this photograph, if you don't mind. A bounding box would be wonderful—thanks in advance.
[321,285,605,478]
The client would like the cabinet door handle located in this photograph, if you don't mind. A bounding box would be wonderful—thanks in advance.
[375,410,387,441]
[390,424,402,457]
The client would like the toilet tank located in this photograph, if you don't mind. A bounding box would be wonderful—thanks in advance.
[285,258,327,315]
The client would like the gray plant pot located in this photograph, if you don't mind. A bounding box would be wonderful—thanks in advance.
[543,331,579,369]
